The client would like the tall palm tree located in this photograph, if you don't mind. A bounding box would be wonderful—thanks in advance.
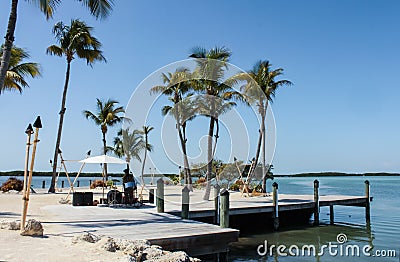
[0,45,41,94]
[0,0,113,92]
[113,128,144,170]
[233,60,292,192]
[189,46,241,200]
[47,19,105,193]
[139,125,153,186]
[150,68,195,186]
[83,98,126,180]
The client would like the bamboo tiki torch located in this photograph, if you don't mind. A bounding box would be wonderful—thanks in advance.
[20,124,34,232]
[21,116,42,233]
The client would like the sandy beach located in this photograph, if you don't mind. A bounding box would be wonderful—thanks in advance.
[0,190,132,262]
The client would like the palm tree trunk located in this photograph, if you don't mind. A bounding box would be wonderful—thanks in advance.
[178,125,191,186]
[203,115,215,201]
[212,118,219,157]
[141,136,148,186]
[49,60,71,193]
[261,104,267,193]
[102,131,108,180]
[248,126,262,185]
[0,0,18,91]
[182,125,192,186]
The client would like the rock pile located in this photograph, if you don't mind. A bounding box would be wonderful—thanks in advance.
[72,232,200,262]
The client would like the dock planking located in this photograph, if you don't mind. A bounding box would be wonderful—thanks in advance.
[42,203,239,256]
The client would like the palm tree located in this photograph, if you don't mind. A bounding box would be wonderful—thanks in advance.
[150,68,196,186]
[0,0,113,92]
[139,125,154,186]
[189,46,242,200]
[83,98,126,180]
[113,128,144,170]
[47,19,105,193]
[0,45,41,94]
[233,60,292,192]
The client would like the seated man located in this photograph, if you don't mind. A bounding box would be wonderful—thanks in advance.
[122,168,137,204]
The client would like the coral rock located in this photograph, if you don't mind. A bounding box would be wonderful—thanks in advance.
[20,219,43,236]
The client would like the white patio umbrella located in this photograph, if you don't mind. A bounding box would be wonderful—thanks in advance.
[79,155,127,164]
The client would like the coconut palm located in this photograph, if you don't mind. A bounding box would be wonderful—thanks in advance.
[150,68,196,186]
[47,19,106,193]
[0,0,113,92]
[139,125,154,186]
[0,45,41,93]
[83,98,126,179]
[189,46,242,200]
[233,60,292,192]
[113,128,144,170]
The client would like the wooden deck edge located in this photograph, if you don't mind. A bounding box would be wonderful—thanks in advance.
[146,230,239,256]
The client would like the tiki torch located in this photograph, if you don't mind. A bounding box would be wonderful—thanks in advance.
[20,124,34,231]
[21,116,42,233]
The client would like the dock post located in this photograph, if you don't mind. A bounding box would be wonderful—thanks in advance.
[314,180,320,226]
[214,184,221,224]
[330,205,334,225]
[149,189,155,204]
[272,182,279,230]
[89,180,92,186]
[365,180,370,223]
[156,178,164,213]
[220,189,229,228]
[182,185,190,219]
[61,180,64,188]
[42,180,45,189]
[77,180,80,187]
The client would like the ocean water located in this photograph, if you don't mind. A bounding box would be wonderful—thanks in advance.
[1,175,398,261]
[229,176,400,261]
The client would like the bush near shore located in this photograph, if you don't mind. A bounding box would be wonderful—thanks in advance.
[1,177,23,192]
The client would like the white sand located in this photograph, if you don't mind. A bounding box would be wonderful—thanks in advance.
[0,190,131,262]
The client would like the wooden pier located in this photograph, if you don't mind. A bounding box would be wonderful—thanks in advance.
[5,179,370,257]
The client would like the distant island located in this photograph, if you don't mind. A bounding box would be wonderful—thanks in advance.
[274,172,400,177]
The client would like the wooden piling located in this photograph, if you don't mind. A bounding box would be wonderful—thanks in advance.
[313,179,319,226]
[181,185,190,219]
[77,180,80,187]
[89,180,92,186]
[220,189,229,228]
[330,205,334,225]
[365,180,370,223]
[156,178,164,213]
[61,180,64,188]
[42,180,45,189]
[149,189,155,204]
[214,184,221,224]
[272,182,279,230]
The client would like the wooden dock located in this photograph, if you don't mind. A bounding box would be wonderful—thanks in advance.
[42,204,239,256]
[19,179,371,257]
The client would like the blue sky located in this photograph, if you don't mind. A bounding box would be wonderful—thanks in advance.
[0,0,399,175]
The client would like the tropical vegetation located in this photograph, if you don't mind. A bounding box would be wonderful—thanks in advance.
[47,19,106,193]
[83,98,125,180]
[150,68,196,187]
[231,60,292,192]
[0,0,113,91]
[0,45,41,94]
[189,46,242,200]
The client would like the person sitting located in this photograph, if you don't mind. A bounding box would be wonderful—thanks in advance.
[122,168,137,204]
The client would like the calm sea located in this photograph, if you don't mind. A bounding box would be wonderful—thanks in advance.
[229,176,400,261]
[1,175,399,261]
